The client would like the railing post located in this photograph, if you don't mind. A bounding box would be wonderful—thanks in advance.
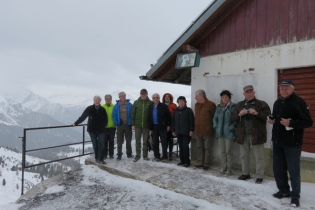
[82,125,85,155]
[21,129,26,195]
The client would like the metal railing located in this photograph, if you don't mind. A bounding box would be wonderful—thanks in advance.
[20,124,92,195]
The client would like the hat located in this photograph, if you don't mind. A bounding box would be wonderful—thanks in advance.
[177,96,187,103]
[243,85,254,92]
[140,88,148,94]
[279,80,294,86]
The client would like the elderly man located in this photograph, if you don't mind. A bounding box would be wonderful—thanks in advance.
[102,94,116,159]
[268,80,312,208]
[149,93,171,162]
[231,85,271,184]
[131,88,153,162]
[112,91,133,160]
[73,96,108,164]
[194,89,216,170]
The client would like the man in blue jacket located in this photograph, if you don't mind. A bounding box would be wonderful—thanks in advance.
[268,80,313,208]
[112,91,133,160]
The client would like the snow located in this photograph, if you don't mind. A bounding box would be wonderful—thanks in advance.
[301,151,315,159]
[1,143,315,209]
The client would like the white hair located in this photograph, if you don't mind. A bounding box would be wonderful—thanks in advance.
[195,89,207,99]
[118,91,126,97]
[104,94,112,99]
[93,95,101,101]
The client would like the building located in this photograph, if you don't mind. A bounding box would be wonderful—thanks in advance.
[141,0,315,182]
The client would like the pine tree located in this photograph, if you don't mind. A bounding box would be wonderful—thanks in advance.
[2,178,6,186]
[16,183,19,189]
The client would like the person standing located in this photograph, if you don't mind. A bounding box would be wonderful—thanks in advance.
[194,89,216,170]
[131,88,153,162]
[268,80,312,208]
[149,93,171,162]
[73,96,108,164]
[213,90,236,175]
[172,96,194,168]
[112,91,133,160]
[231,85,271,184]
[162,93,177,160]
[102,94,116,159]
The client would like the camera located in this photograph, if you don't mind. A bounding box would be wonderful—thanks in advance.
[268,115,275,120]
[246,109,250,114]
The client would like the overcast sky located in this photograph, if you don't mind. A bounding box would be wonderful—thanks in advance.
[0,0,212,105]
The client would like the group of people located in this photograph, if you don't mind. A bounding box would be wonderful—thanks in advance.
[73,80,312,208]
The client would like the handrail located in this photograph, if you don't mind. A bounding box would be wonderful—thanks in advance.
[21,124,91,195]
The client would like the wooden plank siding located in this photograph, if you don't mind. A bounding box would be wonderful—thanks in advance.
[198,0,315,56]
[278,67,315,153]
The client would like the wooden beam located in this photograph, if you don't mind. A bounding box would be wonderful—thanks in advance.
[156,61,176,81]
[175,69,191,83]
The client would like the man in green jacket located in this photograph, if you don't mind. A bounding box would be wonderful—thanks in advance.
[131,88,153,162]
[102,94,116,159]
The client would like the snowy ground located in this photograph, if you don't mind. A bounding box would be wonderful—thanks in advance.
[1,142,315,209]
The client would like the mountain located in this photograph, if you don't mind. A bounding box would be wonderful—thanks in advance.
[0,96,85,151]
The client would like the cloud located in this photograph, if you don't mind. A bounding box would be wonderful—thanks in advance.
[0,0,212,106]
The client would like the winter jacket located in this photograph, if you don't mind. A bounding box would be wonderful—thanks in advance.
[102,103,115,128]
[213,102,237,140]
[149,102,171,130]
[131,97,153,128]
[172,106,194,136]
[194,99,216,136]
[74,105,108,133]
[231,98,271,145]
[162,93,177,117]
[112,100,133,126]
[271,93,313,146]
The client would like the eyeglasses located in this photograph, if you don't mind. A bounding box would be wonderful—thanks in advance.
[153,97,159,99]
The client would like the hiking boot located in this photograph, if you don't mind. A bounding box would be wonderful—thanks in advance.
[183,164,190,168]
[290,198,300,207]
[143,157,150,161]
[127,155,134,158]
[109,156,114,159]
[194,164,204,168]
[97,160,106,165]
[117,156,121,161]
[273,191,290,199]
[162,159,168,163]
[203,166,209,170]
[255,178,263,184]
[238,174,251,180]
[133,156,140,162]
[153,157,161,162]
[177,162,184,166]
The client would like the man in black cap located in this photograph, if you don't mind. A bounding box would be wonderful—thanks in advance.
[268,80,312,208]
[231,85,271,184]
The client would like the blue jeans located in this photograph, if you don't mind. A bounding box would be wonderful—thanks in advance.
[104,128,116,158]
[89,132,105,161]
[273,142,302,199]
[177,134,191,165]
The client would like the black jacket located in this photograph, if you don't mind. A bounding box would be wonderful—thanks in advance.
[172,106,194,135]
[149,102,171,130]
[74,105,108,133]
[271,93,313,146]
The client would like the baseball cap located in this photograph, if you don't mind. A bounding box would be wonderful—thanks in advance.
[243,85,254,92]
[279,80,294,86]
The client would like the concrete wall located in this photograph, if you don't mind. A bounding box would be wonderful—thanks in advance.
[190,39,315,182]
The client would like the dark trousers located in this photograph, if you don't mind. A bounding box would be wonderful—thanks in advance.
[116,124,133,157]
[177,134,191,165]
[152,125,168,159]
[88,132,105,161]
[167,130,174,154]
[104,127,116,158]
[273,142,302,199]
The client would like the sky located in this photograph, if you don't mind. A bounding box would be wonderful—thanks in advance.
[0,0,213,105]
